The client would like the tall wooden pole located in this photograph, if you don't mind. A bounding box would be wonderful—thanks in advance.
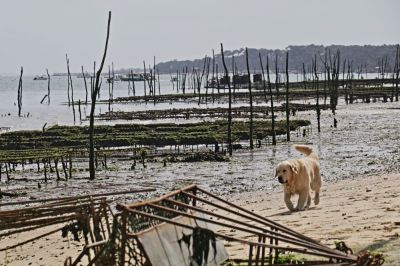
[46,69,50,104]
[245,48,254,149]
[266,56,276,145]
[82,66,88,104]
[285,51,290,141]
[89,11,111,180]
[221,43,233,156]
[17,67,23,117]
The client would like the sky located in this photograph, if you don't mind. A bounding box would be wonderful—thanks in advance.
[0,0,399,74]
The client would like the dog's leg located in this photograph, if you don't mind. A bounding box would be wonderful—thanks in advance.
[284,192,295,211]
[314,189,320,205]
[306,192,311,209]
[296,190,309,211]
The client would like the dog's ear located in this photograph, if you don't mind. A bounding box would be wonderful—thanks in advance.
[290,163,298,176]
[274,168,278,177]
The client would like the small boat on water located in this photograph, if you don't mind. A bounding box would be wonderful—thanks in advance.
[106,74,122,83]
[33,75,47,81]
[119,73,155,82]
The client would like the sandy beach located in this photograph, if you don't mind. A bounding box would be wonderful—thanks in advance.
[226,172,400,265]
[1,172,399,265]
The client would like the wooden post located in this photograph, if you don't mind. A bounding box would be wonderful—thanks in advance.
[46,69,51,104]
[266,56,276,145]
[285,51,290,141]
[89,11,111,180]
[395,44,399,101]
[61,156,68,180]
[221,43,233,156]
[66,55,71,106]
[68,154,72,179]
[5,163,10,181]
[82,66,89,104]
[212,49,215,103]
[245,48,254,149]
[108,65,112,114]
[313,55,321,133]
[66,54,76,123]
[78,99,82,121]
[133,70,136,96]
[17,67,23,117]
[54,158,60,181]
[274,54,279,99]
[259,52,274,145]
[143,61,147,99]
[232,54,236,101]
[43,159,48,183]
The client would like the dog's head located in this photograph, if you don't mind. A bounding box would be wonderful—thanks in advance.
[275,161,298,184]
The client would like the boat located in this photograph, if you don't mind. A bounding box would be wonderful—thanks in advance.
[120,73,146,82]
[33,75,47,81]
[106,74,122,83]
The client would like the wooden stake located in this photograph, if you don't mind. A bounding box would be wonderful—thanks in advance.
[245,48,254,149]
[89,11,111,180]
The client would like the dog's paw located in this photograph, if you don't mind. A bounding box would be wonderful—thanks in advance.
[314,197,320,205]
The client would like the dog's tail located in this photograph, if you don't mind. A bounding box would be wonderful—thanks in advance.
[293,144,318,160]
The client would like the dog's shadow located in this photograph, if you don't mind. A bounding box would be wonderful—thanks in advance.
[268,206,318,217]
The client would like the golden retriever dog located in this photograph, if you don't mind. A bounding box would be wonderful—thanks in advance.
[275,145,321,211]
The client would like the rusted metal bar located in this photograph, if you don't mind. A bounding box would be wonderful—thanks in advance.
[255,235,261,265]
[249,244,254,265]
[261,235,266,266]
[124,208,357,262]
[269,226,274,265]
[72,240,107,266]
[119,210,128,266]
[274,227,279,264]
[181,190,333,251]
[195,187,319,243]
[118,183,196,210]
[164,198,339,255]
[147,202,347,259]
[1,188,155,207]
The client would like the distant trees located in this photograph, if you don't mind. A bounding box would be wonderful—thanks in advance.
[155,45,400,74]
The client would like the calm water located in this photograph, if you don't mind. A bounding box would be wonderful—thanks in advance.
[0,72,381,131]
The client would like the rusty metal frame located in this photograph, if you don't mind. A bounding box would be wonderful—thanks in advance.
[93,184,358,265]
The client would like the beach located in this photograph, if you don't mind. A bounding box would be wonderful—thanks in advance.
[226,172,400,265]
[1,172,399,265]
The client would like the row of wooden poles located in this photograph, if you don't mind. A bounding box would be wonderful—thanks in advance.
[0,152,111,185]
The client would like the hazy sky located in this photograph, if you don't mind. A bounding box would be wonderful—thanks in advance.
[1,0,399,74]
